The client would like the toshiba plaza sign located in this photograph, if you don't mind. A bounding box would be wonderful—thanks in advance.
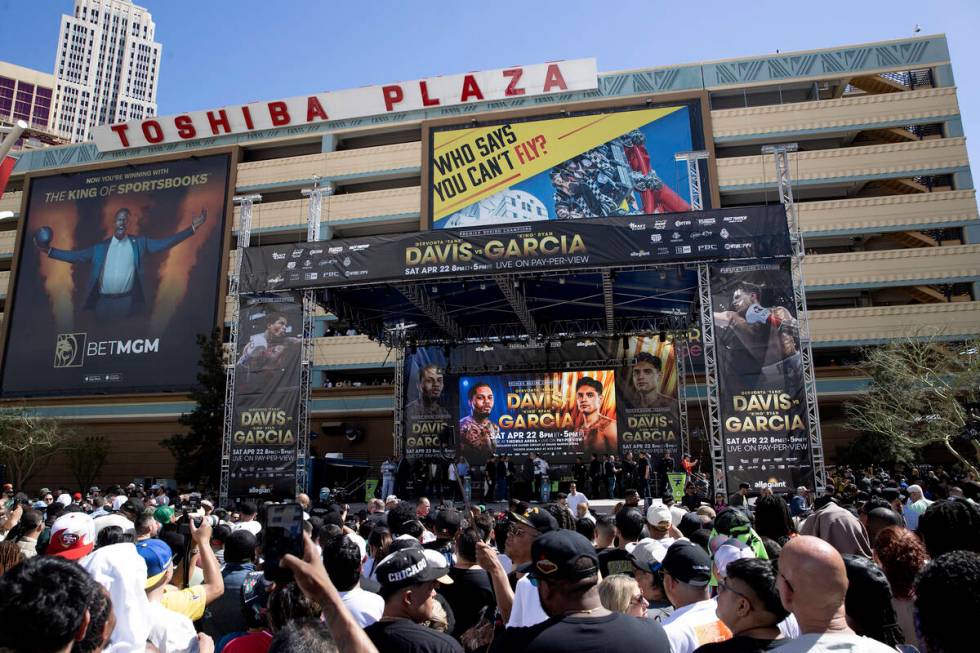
[93,59,599,152]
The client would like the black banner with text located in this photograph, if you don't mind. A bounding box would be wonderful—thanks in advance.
[241,205,791,293]
[709,262,813,492]
[229,294,304,499]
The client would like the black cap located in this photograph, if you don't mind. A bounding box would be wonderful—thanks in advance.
[518,530,599,580]
[388,537,424,554]
[508,507,558,534]
[435,508,462,536]
[662,540,712,587]
[375,547,453,590]
[119,499,144,516]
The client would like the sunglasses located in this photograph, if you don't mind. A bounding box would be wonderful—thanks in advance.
[508,523,538,538]
[718,578,750,602]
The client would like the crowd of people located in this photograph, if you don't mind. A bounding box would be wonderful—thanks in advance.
[0,461,978,653]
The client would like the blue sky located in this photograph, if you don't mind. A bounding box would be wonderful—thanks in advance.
[1,0,978,166]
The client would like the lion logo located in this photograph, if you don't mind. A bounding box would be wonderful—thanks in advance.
[54,333,86,368]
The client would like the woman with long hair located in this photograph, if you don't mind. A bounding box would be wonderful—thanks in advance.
[363,526,392,581]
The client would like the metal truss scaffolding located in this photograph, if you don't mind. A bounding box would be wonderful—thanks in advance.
[676,151,709,463]
[496,275,538,338]
[698,263,726,496]
[393,346,406,455]
[296,179,333,494]
[763,145,828,492]
[676,331,690,458]
[220,193,261,506]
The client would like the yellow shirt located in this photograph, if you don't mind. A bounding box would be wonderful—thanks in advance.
[161,584,207,621]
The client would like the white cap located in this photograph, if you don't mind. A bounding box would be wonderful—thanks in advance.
[112,495,128,511]
[647,504,672,525]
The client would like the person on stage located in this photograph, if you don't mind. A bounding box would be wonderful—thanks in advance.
[631,352,674,409]
[458,382,499,458]
[573,377,617,453]
[405,364,450,419]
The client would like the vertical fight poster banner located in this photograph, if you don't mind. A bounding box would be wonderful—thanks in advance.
[229,294,304,499]
[709,262,814,491]
[403,347,453,458]
[615,336,682,469]
[456,370,617,463]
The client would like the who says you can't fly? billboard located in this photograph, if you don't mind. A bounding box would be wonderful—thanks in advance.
[1,154,232,396]
[428,101,707,229]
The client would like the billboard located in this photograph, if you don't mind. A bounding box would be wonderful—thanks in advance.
[457,370,618,462]
[241,205,792,294]
[427,102,707,229]
[1,154,231,396]
[229,294,304,499]
[709,262,814,492]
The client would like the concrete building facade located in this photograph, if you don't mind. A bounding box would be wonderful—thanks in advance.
[1,34,978,489]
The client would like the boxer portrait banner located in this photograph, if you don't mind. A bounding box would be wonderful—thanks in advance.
[709,262,814,492]
[228,293,304,499]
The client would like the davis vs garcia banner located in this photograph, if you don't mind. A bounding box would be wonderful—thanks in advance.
[229,294,305,499]
[1,155,231,397]
[241,205,792,293]
[429,103,705,229]
[709,261,814,492]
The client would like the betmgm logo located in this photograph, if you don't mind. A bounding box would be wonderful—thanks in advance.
[54,332,160,368]
[54,333,86,368]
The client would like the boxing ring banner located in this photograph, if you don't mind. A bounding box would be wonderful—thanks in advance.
[228,293,305,498]
[708,261,814,492]
[240,205,791,293]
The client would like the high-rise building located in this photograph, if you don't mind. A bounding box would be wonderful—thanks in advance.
[0,62,55,131]
[0,61,67,151]
[52,0,160,143]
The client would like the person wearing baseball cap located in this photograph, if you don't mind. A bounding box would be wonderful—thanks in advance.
[504,507,559,628]
[494,530,671,652]
[363,546,462,652]
[631,539,674,623]
[48,512,96,560]
[661,540,732,653]
[136,538,213,653]
[644,503,677,548]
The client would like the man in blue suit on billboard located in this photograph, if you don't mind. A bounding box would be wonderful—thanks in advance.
[34,207,207,321]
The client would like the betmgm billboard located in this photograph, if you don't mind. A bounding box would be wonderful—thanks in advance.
[424,98,712,229]
[0,153,233,396]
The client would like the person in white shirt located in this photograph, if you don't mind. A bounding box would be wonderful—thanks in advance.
[566,483,589,516]
[38,207,206,322]
[774,536,895,652]
[661,541,732,653]
[235,502,262,535]
[323,533,384,627]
